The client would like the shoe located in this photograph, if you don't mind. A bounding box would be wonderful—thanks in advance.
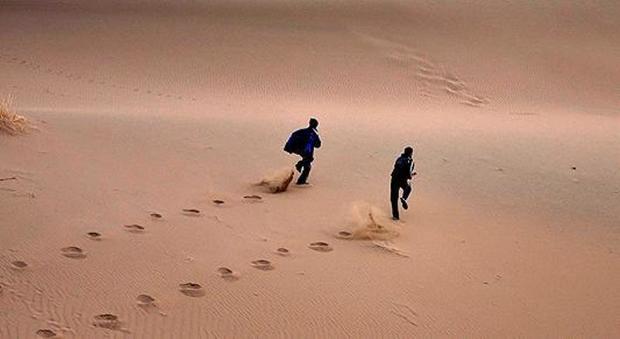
[392,216,400,221]
[296,181,309,185]
[400,198,408,210]
[295,163,303,173]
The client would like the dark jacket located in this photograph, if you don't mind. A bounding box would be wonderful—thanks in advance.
[284,127,321,157]
[391,153,414,181]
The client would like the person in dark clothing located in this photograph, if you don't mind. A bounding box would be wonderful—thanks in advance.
[390,146,416,220]
[283,118,322,185]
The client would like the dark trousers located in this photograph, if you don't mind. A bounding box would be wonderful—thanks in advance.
[296,156,314,184]
[390,178,411,219]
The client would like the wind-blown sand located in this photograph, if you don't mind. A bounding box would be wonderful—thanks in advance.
[1,1,619,337]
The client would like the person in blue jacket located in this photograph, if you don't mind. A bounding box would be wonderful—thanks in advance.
[390,146,416,220]
[284,118,322,185]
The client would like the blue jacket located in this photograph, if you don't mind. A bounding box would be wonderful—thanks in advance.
[284,127,322,157]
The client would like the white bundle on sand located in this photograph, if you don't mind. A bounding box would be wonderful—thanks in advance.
[345,202,400,241]
[257,167,294,193]
[0,96,30,135]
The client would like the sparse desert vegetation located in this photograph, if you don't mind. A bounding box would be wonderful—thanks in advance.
[0,96,29,135]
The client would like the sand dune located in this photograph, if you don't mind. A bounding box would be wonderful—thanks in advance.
[1,0,619,337]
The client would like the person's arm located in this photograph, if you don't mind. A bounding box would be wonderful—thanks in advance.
[314,131,322,148]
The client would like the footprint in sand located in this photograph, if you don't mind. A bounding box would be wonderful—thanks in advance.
[216,267,239,281]
[10,260,28,270]
[462,95,488,107]
[275,247,290,256]
[36,329,58,338]
[136,294,156,307]
[335,231,354,240]
[308,242,333,252]
[124,224,145,233]
[61,246,86,259]
[179,283,205,297]
[243,195,263,202]
[150,212,163,219]
[92,313,122,330]
[86,232,102,240]
[181,209,201,216]
[251,259,274,271]
[212,200,225,206]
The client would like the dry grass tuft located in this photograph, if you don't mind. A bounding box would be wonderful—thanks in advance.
[0,96,30,135]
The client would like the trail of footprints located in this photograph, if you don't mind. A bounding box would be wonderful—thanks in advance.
[3,46,486,107]
[354,32,490,107]
[3,193,341,336]
[1,46,423,335]
[0,53,359,335]
[0,53,199,103]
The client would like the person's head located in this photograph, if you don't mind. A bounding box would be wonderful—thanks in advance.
[404,146,414,157]
[309,118,319,129]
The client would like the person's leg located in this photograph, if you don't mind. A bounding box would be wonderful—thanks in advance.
[390,179,400,219]
[402,182,412,200]
[295,159,303,173]
[296,156,313,184]
[400,181,411,210]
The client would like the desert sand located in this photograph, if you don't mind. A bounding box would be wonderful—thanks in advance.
[1,0,619,337]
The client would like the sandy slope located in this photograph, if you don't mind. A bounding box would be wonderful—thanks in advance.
[1,1,619,337]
